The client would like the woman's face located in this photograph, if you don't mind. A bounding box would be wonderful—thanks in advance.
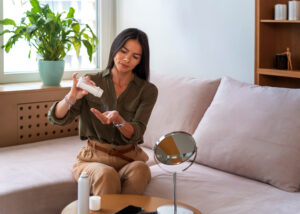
[113,39,142,73]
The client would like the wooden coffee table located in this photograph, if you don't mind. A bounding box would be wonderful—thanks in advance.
[61,194,202,214]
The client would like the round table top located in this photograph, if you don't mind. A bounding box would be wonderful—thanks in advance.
[61,194,202,214]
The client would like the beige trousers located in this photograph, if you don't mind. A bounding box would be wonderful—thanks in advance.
[72,139,151,196]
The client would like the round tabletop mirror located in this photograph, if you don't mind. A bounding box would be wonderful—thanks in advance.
[154,131,196,166]
[153,131,197,214]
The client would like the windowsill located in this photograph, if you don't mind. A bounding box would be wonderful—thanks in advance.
[0,80,73,94]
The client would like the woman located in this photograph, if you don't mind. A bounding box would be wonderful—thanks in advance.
[48,28,158,195]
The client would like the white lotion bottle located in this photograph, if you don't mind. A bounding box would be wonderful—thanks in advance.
[78,171,90,214]
[76,77,103,98]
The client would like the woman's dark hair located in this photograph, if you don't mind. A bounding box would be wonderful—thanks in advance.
[106,28,150,81]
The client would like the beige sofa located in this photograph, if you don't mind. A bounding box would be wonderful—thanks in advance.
[1,73,300,214]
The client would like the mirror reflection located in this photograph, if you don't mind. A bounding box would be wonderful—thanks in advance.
[154,131,196,165]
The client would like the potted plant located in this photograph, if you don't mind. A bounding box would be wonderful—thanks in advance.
[0,0,98,86]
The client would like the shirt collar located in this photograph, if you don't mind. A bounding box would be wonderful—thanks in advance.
[132,73,142,86]
[102,68,110,77]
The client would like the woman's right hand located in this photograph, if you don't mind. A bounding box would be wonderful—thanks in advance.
[55,72,96,119]
[67,72,96,103]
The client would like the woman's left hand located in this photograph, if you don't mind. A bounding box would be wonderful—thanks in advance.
[91,108,133,138]
[90,108,123,125]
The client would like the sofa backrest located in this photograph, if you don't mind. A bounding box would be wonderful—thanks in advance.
[142,73,220,149]
[192,76,300,192]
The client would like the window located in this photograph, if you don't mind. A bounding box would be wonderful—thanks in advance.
[0,0,114,84]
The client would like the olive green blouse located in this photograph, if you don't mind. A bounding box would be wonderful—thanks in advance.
[48,69,158,145]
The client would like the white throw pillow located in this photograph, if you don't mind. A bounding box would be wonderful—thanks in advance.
[143,73,220,149]
[193,76,300,192]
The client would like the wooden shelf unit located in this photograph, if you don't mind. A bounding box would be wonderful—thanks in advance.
[255,0,300,88]
[260,20,300,23]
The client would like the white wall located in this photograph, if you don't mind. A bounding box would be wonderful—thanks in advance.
[116,0,254,83]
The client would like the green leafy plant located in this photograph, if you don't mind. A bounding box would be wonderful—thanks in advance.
[0,0,98,61]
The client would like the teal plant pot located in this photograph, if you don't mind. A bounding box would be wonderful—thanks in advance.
[38,60,65,86]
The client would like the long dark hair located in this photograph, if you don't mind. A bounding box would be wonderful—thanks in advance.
[106,28,150,81]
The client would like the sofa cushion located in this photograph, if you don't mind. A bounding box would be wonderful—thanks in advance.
[143,73,220,149]
[193,76,300,192]
[142,146,156,166]
[146,162,300,214]
[0,136,85,214]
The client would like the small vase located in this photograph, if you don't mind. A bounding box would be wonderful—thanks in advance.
[38,60,65,86]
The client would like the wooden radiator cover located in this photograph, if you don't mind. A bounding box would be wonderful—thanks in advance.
[17,101,78,144]
[0,81,78,147]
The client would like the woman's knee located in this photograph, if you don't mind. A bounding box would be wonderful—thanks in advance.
[73,162,121,195]
[96,166,120,180]
[121,161,151,182]
[72,160,88,181]
[120,161,151,194]
[93,166,121,195]
[134,161,151,175]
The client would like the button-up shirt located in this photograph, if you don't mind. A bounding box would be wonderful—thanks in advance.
[48,69,158,145]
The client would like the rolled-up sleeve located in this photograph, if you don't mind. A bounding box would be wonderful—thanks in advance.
[48,99,82,126]
[120,83,158,144]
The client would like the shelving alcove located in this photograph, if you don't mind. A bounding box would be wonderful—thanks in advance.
[255,0,300,88]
